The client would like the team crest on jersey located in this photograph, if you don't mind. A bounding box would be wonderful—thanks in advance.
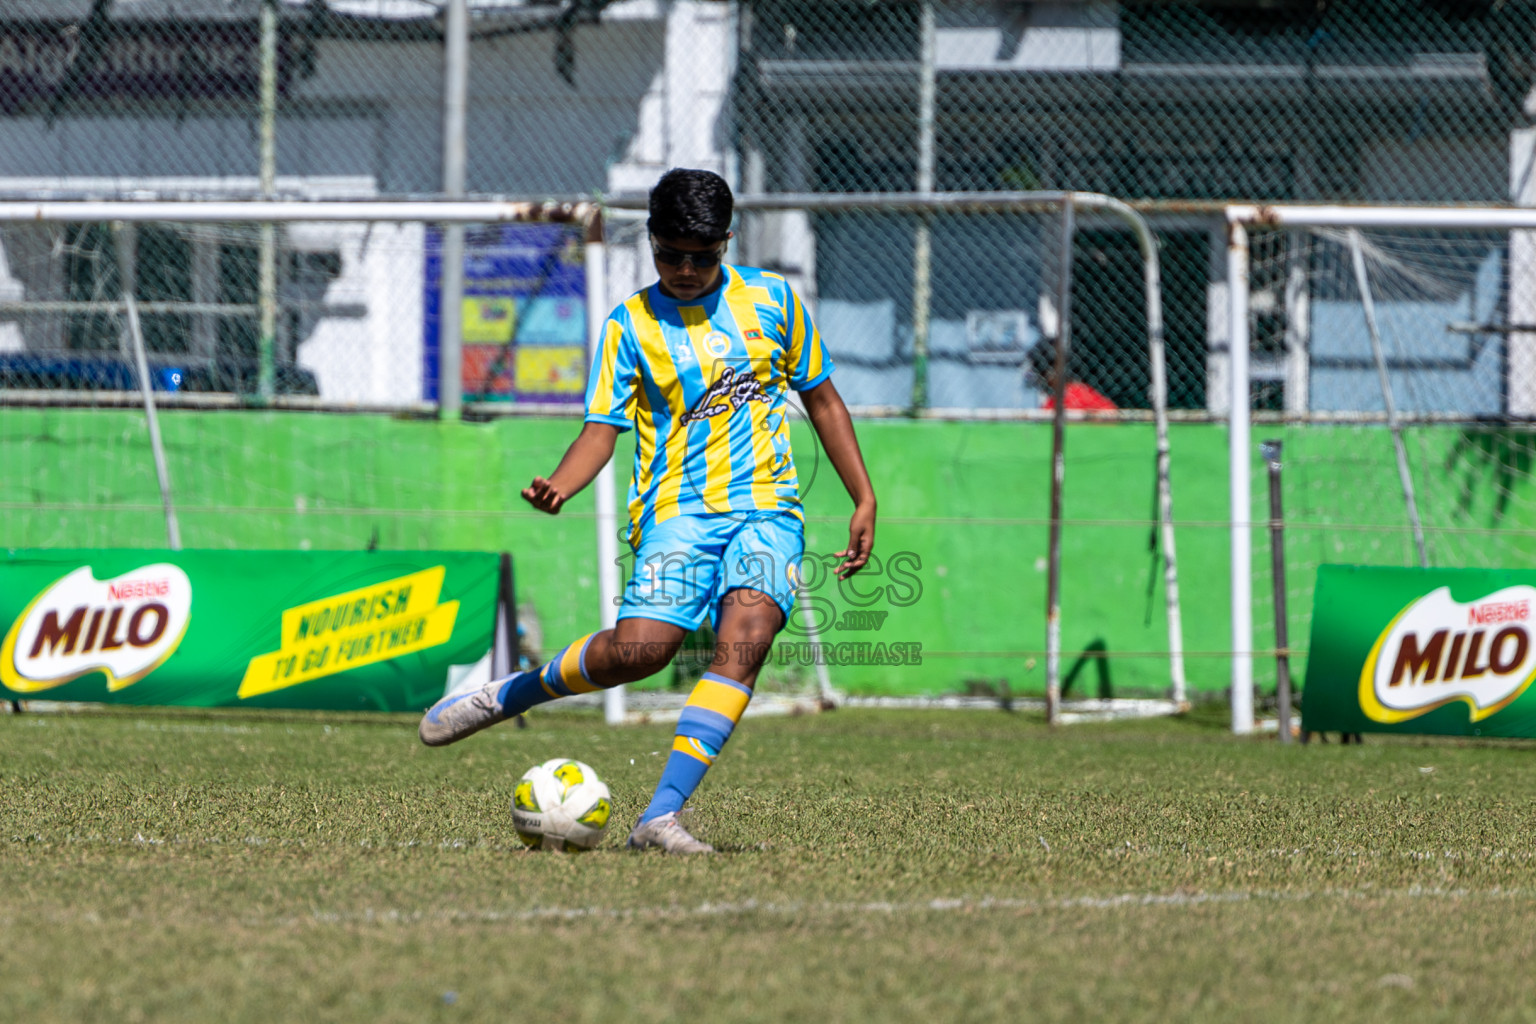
[680,367,771,426]
[703,331,732,358]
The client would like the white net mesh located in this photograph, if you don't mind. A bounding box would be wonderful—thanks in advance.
[1246,225,1536,690]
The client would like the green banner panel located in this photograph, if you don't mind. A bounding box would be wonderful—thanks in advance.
[1302,564,1536,737]
[0,550,499,712]
[13,410,1536,697]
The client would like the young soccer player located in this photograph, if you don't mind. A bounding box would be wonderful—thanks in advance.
[419,168,877,855]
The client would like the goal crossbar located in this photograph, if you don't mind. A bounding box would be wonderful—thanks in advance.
[0,199,603,224]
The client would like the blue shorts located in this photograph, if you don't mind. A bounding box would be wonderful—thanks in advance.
[619,511,805,632]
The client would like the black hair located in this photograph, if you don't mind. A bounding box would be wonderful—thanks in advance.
[648,168,734,243]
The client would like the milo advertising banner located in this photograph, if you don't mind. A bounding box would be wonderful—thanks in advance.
[0,550,505,712]
[1303,565,1536,737]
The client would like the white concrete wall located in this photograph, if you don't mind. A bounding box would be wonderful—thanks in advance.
[605,0,738,304]
[1205,219,1232,417]
[291,221,424,405]
[937,1,1119,72]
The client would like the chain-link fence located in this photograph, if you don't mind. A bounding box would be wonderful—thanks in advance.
[740,1,1533,203]
[6,2,1536,706]
[14,2,1527,200]
[733,0,1536,417]
[1,1,1532,408]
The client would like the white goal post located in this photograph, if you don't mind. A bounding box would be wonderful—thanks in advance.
[1225,204,1536,734]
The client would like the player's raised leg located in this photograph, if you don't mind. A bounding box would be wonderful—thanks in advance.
[418,617,684,746]
[627,587,783,854]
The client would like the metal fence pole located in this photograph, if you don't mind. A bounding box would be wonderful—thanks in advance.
[1262,439,1292,743]
[909,0,935,413]
[1045,196,1075,727]
[257,0,278,401]
[439,0,470,420]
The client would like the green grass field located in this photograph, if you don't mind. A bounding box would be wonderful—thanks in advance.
[4,705,1536,1022]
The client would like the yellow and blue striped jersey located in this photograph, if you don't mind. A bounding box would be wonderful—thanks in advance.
[584,264,835,544]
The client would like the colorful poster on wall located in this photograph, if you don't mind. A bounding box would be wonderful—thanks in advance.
[423,223,588,404]
[0,550,501,712]
[1302,564,1536,738]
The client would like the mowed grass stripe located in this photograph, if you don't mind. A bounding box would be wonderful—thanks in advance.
[15,884,1536,930]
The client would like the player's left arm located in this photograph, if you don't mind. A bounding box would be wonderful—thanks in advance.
[799,378,876,579]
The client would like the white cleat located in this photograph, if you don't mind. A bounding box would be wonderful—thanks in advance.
[418,678,506,746]
[626,811,716,855]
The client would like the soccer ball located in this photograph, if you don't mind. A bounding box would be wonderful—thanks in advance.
[510,758,612,852]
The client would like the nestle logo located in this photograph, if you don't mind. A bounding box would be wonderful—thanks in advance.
[1468,601,1528,626]
[107,579,170,601]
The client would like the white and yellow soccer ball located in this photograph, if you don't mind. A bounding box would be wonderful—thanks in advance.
[510,758,612,852]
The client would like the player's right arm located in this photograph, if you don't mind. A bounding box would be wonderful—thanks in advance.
[521,312,639,515]
[521,422,622,514]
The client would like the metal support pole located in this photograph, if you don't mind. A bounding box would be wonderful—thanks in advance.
[799,586,836,706]
[915,3,935,194]
[257,0,278,401]
[1134,218,1188,707]
[1045,197,1075,728]
[1347,229,1428,567]
[117,223,182,550]
[1228,222,1254,734]
[1262,439,1292,743]
[583,221,625,726]
[439,0,470,420]
[127,298,181,550]
[909,0,935,413]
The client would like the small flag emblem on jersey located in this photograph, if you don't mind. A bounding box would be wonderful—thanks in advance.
[744,328,763,341]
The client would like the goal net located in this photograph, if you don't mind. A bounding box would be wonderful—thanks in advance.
[1230,207,1536,728]
[0,195,1185,708]
[0,201,603,653]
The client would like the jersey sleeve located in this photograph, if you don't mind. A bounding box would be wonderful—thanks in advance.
[781,281,835,392]
[584,315,639,431]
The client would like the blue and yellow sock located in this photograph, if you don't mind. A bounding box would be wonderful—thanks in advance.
[496,631,601,717]
[639,671,753,824]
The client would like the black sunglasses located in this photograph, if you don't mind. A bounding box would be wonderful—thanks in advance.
[650,237,727,269]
